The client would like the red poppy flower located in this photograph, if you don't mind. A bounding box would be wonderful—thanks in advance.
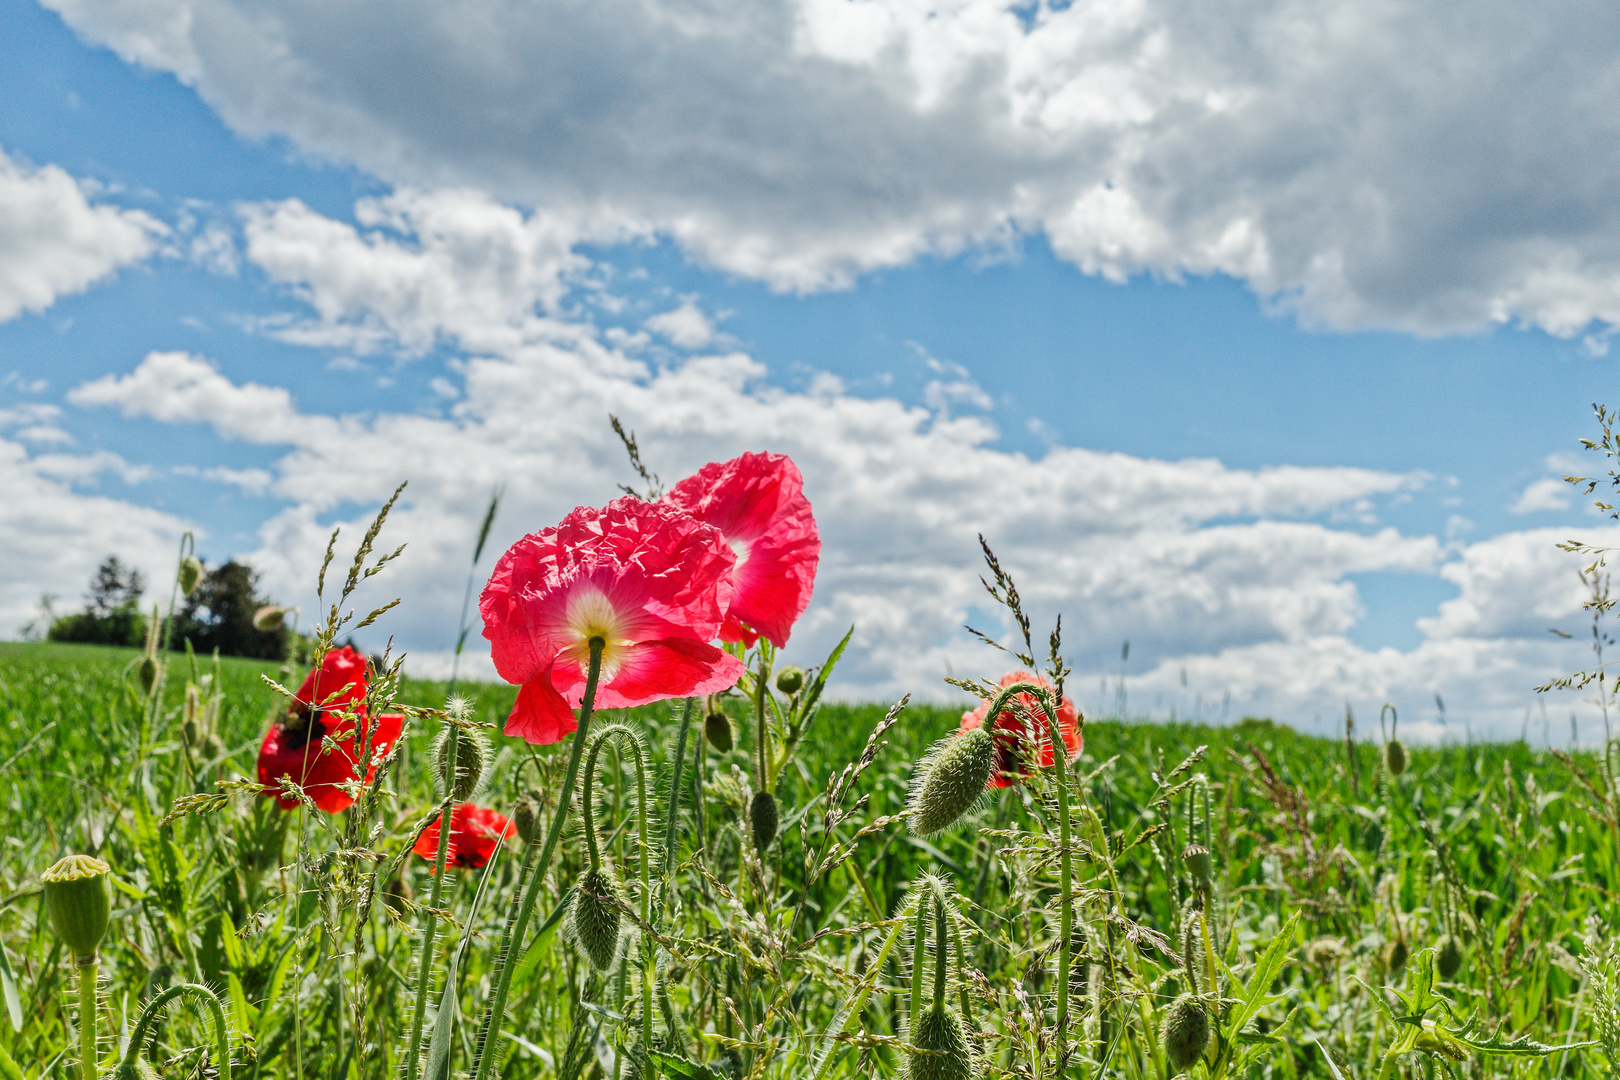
[663,451,819,648]
[480,497,747,744]
[413,804,514,869]
[256,645,405,812]
[958,671,1083,788]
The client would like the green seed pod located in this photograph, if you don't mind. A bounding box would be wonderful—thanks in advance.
[41,854,111,960]
[252,605,288,631]
[434,726,488,802]
[1182,843,1214,887]
[570,864,625,972]
[1435,934,1463,980]
[177,555,203,597]
[136,654,158,695]
[1384,738,1408,777]
[512,791,543,846]
[704,711,733,752]
[907,727,994,837]
[909,1005,973,1080]
[774,666,805,696]
[1383,937,1409,975]
[1161,993,1210,1074]
[751,789,779,853]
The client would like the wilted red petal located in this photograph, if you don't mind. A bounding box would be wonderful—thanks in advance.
[958,671,1083,789]
[414,804,514,869]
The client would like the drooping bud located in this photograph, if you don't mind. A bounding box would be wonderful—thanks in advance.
[1182,844,1214,887]
[41,854,111,961]
[907,727,994,837]
[570,864,625,972]
[252,605,288,631]
[1383,937,1409,975]
[909,1005,974,1080]
[435,726,488,802]
[1384,739,1408,777]
[1435,934,1463,980]
[1161,993,1210,1073]
[135,654,158,696]
[513,791,543,845]
[774,666,805,696]
[177,556,203,597]
[751,790,779,853]
[705,712,733,752]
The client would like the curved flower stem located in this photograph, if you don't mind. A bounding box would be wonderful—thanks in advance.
[754,648,772,794]
[405,725,458,1080]
[663,698,695,883]
[76,957,97,1080]
[469,638,605,1080]
[932,895,948,1012]
[120,982,232,1080]
[1039,691,1074,1073]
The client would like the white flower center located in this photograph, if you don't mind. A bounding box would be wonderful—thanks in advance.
[728,536,751,575]
[560,585,634,680]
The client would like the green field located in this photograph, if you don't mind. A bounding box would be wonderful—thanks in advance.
[1,640,1617,1079]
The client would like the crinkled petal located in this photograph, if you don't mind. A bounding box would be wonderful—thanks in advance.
[505,667,577,745]
[553,638,744,709]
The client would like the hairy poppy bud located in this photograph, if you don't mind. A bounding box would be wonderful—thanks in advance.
[513,791,543,845]
[1383,937,1408,974]
[704,711,733,752]
[383,872,413,917]
[1162,993,1210,1073]
[910,1005,973,1080]
[1384,739,1408,777]
[435,727,488,802]
[1182,844,1214,887]
[751,790,779,853]
[907,727,994,837]
[136,654,158,695]
[177,556,203,597]
[111,1060,162,1080]
[775,666,805,696]
[181,683,204,747]
[41,854,111,960]
[1306,937,1346,967]
[253,605,288,631]
[570,864,625,972]
[1436,934,1463,980]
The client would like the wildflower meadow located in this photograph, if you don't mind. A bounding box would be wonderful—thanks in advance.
[3,435,1620,1080]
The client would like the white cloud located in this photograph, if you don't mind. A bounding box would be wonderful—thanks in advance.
[69,350,323,445]
[40,0,1620,336]
[1511,477,1572,515]
[646,301,716,349]
[0,146,163,322]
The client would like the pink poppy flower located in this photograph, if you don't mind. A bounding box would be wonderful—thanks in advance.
[481,497,746,744]
[413,804,514,869]
[664,451,819,648]
[959,671,1083,788]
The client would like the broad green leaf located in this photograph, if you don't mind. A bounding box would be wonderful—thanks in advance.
[648,1050,724,1079]
[0,1043,27,1080]
[1228,911,1298,1035]
[0,945,21,1032]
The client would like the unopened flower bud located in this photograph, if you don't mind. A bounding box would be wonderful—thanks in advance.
[1161,993,1210,1073]
[136,655,158,695]
[907,727,994,837]
[382,871,413,917]
[704,712,733,752]
[774,666,805,696]
[513,792,543,845]
[1182,843,1214,887]
[177,556,203,597]
[751,790,779,853]
[910,1005,973,1080]
[253,605,288,631]
[570,864,625,972]
[1436,934,1463,979]
[1383,937,1409,974]
[1384,739,1408,777]
[41,854,111,961]
[435,726,488,802]
[182,683,204,747]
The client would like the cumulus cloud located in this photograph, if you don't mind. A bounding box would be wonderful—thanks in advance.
[646,301,716,349]
[40,0,1620,337]
[0,146,163,322]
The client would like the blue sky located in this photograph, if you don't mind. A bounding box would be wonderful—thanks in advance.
[5,0,1620,738]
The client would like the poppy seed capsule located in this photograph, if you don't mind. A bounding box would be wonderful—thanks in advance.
[177,555,203,596]
[1161,993,1210,1073]
[907,727,995,837]
[1383,937,1409,974]
[751,789,779,853]
[704,711,733,752]
[1384,738,1408,777]
[775,666,805,696]
[909,1005,973,1080]
[570,864,625,971]
[435,727,487,802]
[1436,934,1464,979]
[1182,843,1214,887]
[41,854,111,961]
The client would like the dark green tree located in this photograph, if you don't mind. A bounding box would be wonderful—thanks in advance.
[47,556,147,647]
[171,560,289,660]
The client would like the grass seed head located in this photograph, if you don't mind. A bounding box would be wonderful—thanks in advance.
[1162,993,1210,1074]
[751,789,779,853]
[910,1005,974,1080]
[907,727,994,837]
[704,711,733,752]
[41,854,111,961]
[571,864,625,972]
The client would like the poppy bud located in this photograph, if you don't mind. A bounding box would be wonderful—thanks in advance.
[182,683,204,747]
[1383,937,1408,974]
[513,791,543,845]
[1161,993,1210,1073]
[1436,934,1463,979]
[570,864,625,972]
[253,605,288,631]
[910,1005,973,1080]
[383,872,413,917]
[751,790,779,853]
[178,556,203,597]
[704,711,733,752]
[1182,844,1214,887]
[1384,739,1408,777]
[907,727,994,837]
[41,854,111,961]
[136,654,158,695]
[774,666,805,696]
[435,727,488,802]
[1306,937,1346,967]
[111,1060,161,1080]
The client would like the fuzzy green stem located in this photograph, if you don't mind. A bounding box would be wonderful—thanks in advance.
[909,888,929,1023]
[76,958,97,1080]
[950,910,973,1028]
[754,649,772,794]
[585,726,656,1055]
[1036,689,1073,1069]
[122,982,232,1080]
[933,896,948,1012]
[469,638,605,1080]
[664,698,695,882]
[405,726,458,1080]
